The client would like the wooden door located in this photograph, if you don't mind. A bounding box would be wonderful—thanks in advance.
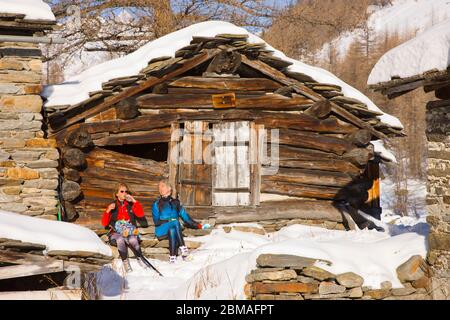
[177,121,213,206]
[212,121,252,206]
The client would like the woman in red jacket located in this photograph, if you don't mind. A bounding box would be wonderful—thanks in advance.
[102,183,145,272]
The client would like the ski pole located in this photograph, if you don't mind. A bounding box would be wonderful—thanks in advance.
[124,238,164,277]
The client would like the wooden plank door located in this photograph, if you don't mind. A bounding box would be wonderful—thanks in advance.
[177,121,212,206]
[212,121,252,206]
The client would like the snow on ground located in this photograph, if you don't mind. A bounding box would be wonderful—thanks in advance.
[0,210,112,256]
[42,20,402,131]
[380,177,428,237]
[0,0,55,21]
[318,0,450,63]
[368,19,450,84]
[97,222,427,300]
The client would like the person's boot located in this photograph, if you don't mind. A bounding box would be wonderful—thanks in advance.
[169,256,177,264]
[123,259,132,273]
[180,246,192,261]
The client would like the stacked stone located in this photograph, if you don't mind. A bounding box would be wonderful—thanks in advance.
[0,40,59,219]
[245,254,431,300]
[426,94,450,300]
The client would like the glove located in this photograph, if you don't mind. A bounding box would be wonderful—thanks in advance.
[202,223,211,230]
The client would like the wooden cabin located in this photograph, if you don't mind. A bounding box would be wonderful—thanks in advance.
[43,29,404,231]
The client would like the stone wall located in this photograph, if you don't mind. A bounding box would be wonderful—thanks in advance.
[245,254,431,300]
[0,41,59,219]
[426,103,450,300]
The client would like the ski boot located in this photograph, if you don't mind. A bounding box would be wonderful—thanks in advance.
[180,246,193,262]
[169,255,177,264]
[123,259,133,273]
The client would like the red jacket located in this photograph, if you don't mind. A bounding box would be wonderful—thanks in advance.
[101,200,145,227]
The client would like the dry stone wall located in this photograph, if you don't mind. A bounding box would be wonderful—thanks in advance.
[0,41,59,219]
[245,254,431,300]
[426,103,450,300]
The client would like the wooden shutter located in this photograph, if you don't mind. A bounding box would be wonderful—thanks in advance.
[212,121,252,206]
[177,121,212,206]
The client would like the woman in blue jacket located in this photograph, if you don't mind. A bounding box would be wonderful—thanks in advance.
[152,180,210,263]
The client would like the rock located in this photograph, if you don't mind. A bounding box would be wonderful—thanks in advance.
[319,282,346,295]
[255,294,277,300]
[223,226,232,233]
[384,293,430,300]
[380,281,393,290]
[145,253,170,261]
[140,238,158,248]
[275,294,304,300]
[253,268,284,273]
[302,266,336,281]
[183,229,212,237]
[348,287,363,298]
[364,289,391,300]
[232,226,266,235]
[38,168,59,179]
[392,284,417,296]
[253,282,318,294]
[0,240,46,251]
[305,292,350,299]
[26,160,59,169]
[139,226,155,235]
[0,84,19,94]
[411,276,431,290]
[396,255,427,282]
[336,272,364,288]
[0,95,42,113]
[155,240,169,248]
[185,240,202,249]
[297,275,319,285]
[256,254,318,269]
[6,167,39,180]
[25,138,57,148]
[143,247,170,255]
[247,270,298,283]
[47,250,112,261]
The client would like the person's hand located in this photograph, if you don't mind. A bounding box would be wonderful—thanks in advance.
[125,194,136,203]
[106,203,115,213]
[202,223,211,230]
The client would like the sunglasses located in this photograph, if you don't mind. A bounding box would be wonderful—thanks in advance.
[119,190,128,193]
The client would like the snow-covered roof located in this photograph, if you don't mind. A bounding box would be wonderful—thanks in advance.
[0,210,112,256]
[43,21,403,130]
[368,19,450,85]
[0,0,55,21]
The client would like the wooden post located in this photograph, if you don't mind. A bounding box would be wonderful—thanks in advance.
[168,123,180,196]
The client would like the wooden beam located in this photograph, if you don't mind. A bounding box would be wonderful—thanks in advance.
[92,127,171,146]
[0,261,64,280]
[49,49,221,134]
[214,200,344,223]
[168,76,282,91]
[137,93,314,111]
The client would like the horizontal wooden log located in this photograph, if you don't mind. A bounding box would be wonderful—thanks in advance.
[259,114,357,134]
[272,129,355,155]
[276,159,362,176]
[214,200,344,223]
[48,49,221,134]
[168,76,282,91]
[264,167,354,187]
[62,148,87,169]
[426,99,450,110]
[0,261,64,280]
[137,93,314,111]
[261,180,344,200]
[92,127,171,146]
[86,147,168,176]
[276,145,340,161]
[304,100,332,119]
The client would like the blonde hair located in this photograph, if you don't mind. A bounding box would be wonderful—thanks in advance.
[113,182,132,200]
[159,179,173,196]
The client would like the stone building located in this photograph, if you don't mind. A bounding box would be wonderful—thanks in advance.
[369,21,450,299]
[0,4,60,219]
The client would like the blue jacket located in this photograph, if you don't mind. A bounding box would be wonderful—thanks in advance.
[152,197,200,238]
